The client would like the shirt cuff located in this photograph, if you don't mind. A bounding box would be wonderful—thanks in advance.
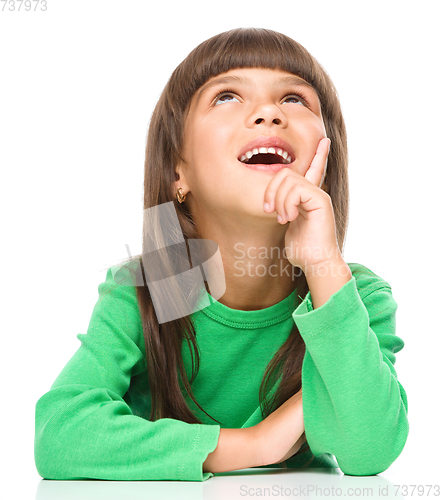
[293,275,358,321]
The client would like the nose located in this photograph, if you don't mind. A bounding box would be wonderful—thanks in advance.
[255,116,282,125]
[249,103,288,127]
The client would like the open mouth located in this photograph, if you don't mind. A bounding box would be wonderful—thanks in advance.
[239,152,293,166]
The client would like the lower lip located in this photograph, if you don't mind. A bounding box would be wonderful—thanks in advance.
[239,161,293,172]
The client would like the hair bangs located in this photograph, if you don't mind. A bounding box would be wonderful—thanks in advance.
[170,28,321,115]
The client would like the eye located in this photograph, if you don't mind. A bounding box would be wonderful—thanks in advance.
[283,93,308,106]
[212,88,311,108]
[214,91,239,106]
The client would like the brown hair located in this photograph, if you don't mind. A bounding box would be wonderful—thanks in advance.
[111,27,349,464]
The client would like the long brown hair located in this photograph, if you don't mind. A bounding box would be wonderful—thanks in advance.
[109,28,349,460]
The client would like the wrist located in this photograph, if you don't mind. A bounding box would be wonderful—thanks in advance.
[304,257,352,310]
[304,256,349,279]
[203,427,264,473]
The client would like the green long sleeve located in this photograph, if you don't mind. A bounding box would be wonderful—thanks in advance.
[292,264,409,475]
[34,268,221,481]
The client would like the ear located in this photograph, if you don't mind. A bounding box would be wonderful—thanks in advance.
[173,161,190,195]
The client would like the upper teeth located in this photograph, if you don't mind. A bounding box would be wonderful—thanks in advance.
[240,147,292,164]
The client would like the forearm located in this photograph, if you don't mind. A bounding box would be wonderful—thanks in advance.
[305,258,352,310]
[203,427,262,473]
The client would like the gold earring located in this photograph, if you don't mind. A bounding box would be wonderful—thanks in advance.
[176,187,186,203]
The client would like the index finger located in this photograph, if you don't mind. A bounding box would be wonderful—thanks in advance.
[304,138,330,188]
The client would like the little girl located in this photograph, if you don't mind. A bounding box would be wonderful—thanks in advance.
[34,27,409,482]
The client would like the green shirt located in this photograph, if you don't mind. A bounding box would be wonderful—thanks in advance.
[34,262,409,481]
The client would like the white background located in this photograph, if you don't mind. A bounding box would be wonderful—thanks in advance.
[1,0,441,498]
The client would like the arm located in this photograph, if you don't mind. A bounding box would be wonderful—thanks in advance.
[292,262,409,476]
[34,265,221,482]
[204,391,307,473]
[203,427,262,473]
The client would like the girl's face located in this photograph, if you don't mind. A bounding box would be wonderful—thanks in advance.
[174,67,327,228]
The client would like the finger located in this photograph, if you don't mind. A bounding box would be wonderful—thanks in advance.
[264,168,299,214]
[283,179,321,220]
[304,138,330,187]
[274,175,298,224]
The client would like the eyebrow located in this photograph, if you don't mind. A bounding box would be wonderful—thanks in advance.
[195,74,316,105]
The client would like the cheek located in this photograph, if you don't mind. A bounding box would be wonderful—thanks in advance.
[307,117,327,140]
[316,120,327,138]
[292,120,327,176]
[194,122,233,164]
[294,114,326,142]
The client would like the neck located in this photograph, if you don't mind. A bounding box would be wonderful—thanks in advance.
[193,212,300,311]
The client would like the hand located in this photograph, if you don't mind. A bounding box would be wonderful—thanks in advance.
[263,137,342,273]
[254,389,305,467]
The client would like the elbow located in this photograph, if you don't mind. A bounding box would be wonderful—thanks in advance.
[337,450,400,477]
[34,398,72,480]
[34,422,78,480]
[35,456,56,480]
[339,457,394,477]
[34,417,68,480]
[34,431,59,479]
[337,421,410,477]
[35,405,54,479]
